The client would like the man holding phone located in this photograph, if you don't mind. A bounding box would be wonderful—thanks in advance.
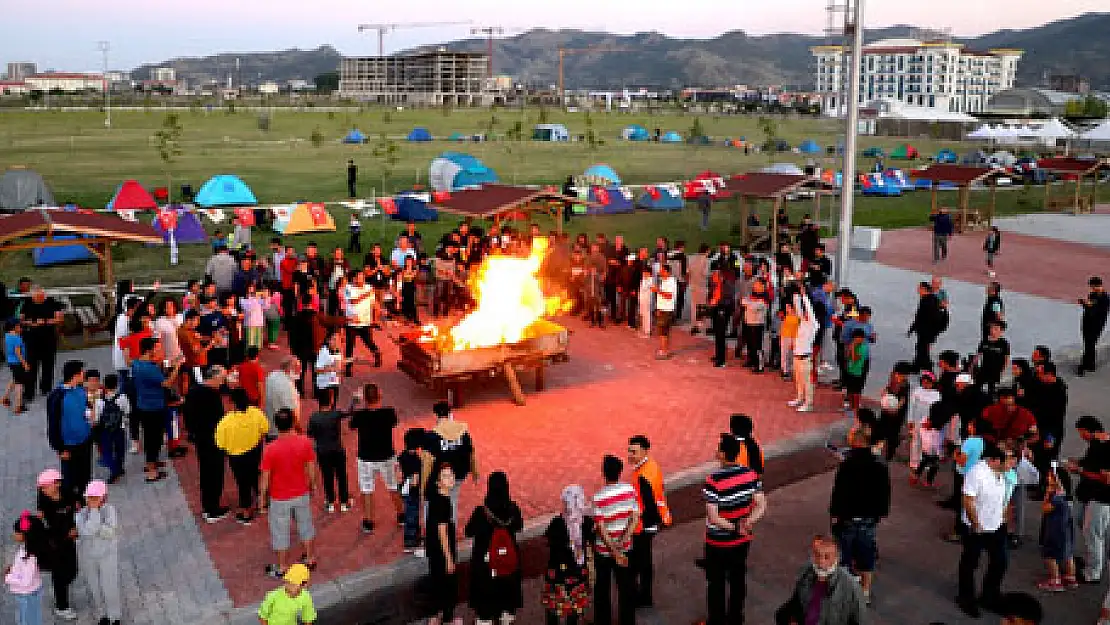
[1078,276,1110,376]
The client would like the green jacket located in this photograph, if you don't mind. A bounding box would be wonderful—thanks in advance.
[775,565,867,625]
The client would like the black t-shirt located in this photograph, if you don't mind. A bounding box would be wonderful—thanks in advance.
[1077,438,1110,504]
[977,337,1010,379]
[21,298,62,343]
[398,449,423,497]
[348,407,398,461]
[1084,291,1110,330]
[426,492,457,564]
[183,384,226,448]
[426,427,475,481]
[982,295,1004,328]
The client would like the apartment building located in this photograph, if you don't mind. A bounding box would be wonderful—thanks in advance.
[811,38,1022,115]
[339,51,490,106]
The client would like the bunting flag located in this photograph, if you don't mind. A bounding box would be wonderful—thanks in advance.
[594,186,610,205]
[432,191,451,202]
[157,207,178,231]
[647,185,661,199]
[200,208,226,224]
[378,197,397,214]
[234,207,256,227]
[308,203,329,226]
[117,209,137,222]
[270,205,291,221]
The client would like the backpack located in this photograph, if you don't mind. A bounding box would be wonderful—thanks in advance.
[99,395,125,431]
[483,507,519,578]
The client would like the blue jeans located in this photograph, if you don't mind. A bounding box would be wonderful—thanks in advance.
[16,586,43,625]
[835,518,878,572]
[402,488,421,548]
[99,428,126,478]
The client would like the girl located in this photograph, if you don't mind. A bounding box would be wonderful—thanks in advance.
[542,485,594,625]
[465,471,524,625]
[911,413,943,488]
[76,480,122,625]
[221,294,245,366]
[399,256,420,325]
[778,300,799,380]
[5,510,46,625]
[637,268,654,338]
[36,469,78,621]
[426,463,460,625]
[263,284,283,350]
[215,389,270,525]
[3,319,29,414]
[906,371,941,475]
[241,283,267,351]
[1038,468,1077,592]
[983,226,1001,276]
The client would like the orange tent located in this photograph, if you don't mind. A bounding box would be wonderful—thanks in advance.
[276,202,336,235]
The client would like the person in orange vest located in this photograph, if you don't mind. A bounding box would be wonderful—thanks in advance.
[628,434,672,608]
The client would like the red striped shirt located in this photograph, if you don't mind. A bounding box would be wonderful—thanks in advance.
[704,465,762,547]
[592,482,639,556]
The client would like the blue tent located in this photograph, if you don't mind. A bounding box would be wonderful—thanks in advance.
[194,175,258,207]
[586,185,634,214]
[448,132,467,141]
[34,206,95,266]
[429,153,499,192]
[798,139,821,154]
[661,131,683,143]
[622,125,649,141]
[391,192,439,222]
[407,127,433,142]
[935,148,958,164]
[343,129,367,144]
[532,124,570,141]
[582,164,621,185]
[636,185,684,211]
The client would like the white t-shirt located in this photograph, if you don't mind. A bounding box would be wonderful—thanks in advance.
[112,314,130,371]
[908,386,941,426]
[344,283,376,327]
[656,276,678,312]
[961,460,1008,532]
[315,346,340,389]
[153,316,182,361]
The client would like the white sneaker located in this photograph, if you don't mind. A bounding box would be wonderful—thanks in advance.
[339,502,351,513]
[787,399,802,407]
[325,503,336,514]
[54,608,78,621]
[797,405,813,413]
[129,441,140,454]
[412,547,426,558]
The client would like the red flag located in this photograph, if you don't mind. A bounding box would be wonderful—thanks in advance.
[308,203,329,226]
[647,185,661,199]
[379,197,396,214]
[234,207,256,227]
[594,186,610,205]
[432,191,451,202]
[157,208,178,231]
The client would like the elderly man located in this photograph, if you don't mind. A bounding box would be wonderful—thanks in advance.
[774,535,866,625]
[958,444,1010,618]
[20,285,64,403]
[265,357,302,435]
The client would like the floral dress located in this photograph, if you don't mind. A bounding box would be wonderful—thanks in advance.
[541,514,594,617]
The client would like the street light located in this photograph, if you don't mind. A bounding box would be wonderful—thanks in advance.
[97,41,111,128]
[828,0,864,286]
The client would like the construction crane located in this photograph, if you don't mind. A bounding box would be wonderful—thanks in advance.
[357,21,472,56]
[471,27,504,79]
[557,46,634,105]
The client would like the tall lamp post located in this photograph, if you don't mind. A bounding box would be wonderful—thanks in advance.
[97,41,111,128]
[833,0,864,286]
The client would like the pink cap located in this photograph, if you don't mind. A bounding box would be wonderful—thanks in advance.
[84,480,107,498]
[36,468,62,487]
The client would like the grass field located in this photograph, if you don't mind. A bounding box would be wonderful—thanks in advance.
[1,107,1104,287]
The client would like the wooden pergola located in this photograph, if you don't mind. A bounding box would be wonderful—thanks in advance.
[908,164,1007,232]
[427,184,593,234]
[1037,157,1108,214]
[0,209,163,288]
[719,173,831,252]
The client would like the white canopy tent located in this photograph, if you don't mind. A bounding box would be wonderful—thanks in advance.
[1081,120,1110,141]
[1024,118,1077,147]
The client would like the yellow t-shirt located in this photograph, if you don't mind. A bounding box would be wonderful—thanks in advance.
[215,407,270,456]
[258,587,316,625]
[780,313,800,339]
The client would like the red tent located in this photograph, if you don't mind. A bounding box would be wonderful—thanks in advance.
[108,180,158,211]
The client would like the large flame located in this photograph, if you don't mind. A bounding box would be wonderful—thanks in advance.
[447,238,567,351]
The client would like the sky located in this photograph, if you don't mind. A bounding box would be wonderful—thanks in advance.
[2,0,1105,72]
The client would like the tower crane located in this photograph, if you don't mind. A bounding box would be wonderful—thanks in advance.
[357,21,472,56]
[471,26,505,79]
[557,46,634,105]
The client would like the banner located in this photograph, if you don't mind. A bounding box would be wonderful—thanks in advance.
[157,208,178,231]
[378,197,396,214]
[594,186,610,205]
[308,203,329,226]
[234,207,256,227]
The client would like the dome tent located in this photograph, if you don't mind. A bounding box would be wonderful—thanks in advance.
[661,131,683,143]
[194,175,257,207]
[582,164,621,186]
[636,184,684,211]
[428,153,499,192]
[585,185,634,214]
[343,129,367,144]
[0,168,54,210]
[151,207,207,243]
[448,132,467,142]
[407,127,433,142]
[33,205,95,266]
[621,125,650,141]
[107,179,158,211]
[391,191,438,222]
[890,143,919,160]
[935,148,958,164]
[273,202,336,235]
[532,124,569,141]
[798,139,821,154]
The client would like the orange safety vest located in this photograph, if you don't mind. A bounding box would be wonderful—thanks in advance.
[631,457,672,532]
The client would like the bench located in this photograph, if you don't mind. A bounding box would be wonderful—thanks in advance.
[72,292,111,344]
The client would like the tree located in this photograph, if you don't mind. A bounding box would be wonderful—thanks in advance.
[1064,95,1108,119]
[372,132,401,195]
[153,113,184,202]
[758,116,778,151]
[537,104,550,125]
[314,71,339,94]
[310,126,324,148]
[584,111,604,151]
[689,116,706,141]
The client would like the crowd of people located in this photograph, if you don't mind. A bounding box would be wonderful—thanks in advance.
[3,209,1110,625]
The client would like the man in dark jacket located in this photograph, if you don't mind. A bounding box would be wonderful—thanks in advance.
[908,281,945,372]
[184,366,229,522]
[47,360,92,498]
[828,427,891,604]
[929,206,954,263]
[775,535,866,625]
[1078,276,1110,376]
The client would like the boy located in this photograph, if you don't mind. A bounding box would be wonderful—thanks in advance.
[96,373,131,483]
[984,226,1001,277]
[2,319,29,413]
[347,214,362,254]
[258,563,317,625]
[306,388,352,514]
[348,383,402,534]
[397,427,427,555]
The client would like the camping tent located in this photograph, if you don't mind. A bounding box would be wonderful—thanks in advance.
[636,184,684,210]
[33,206,95,266]
[194,175,257,207]
[0,169,54,210]
[428,153,499,192]
[1026,118,1076,147]
[107,180,158,211]
[688,135,711,145]
[582,164,621,186]
[860,172,902,196]
[988,151,1017,168]
[343,129,367,144]
[798,139,821,155]
[151,207,207,243]
[760,163,805,176]
[532,124,570,141]
[407,127,433,142]
[585,185,634,214]
[621,125,650,141]
[448,132,467,142]
[890,144,919,160]
[935,149,959,164]
[1081,120,1110,141]
[660,131,683,143]
[391,192,438,222]
[273,203,337,235]
[962,150,986,165]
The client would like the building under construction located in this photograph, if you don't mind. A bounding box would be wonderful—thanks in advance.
[338,51,491,106]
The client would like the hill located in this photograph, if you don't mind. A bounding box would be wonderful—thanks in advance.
[131,45,342,85]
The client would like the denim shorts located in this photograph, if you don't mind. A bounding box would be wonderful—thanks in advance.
[268,494,315,551]
[835,519,878,572]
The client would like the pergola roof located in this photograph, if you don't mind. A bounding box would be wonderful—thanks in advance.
[720,173,812,198]
[428,184,587,219]
[908,164,1004,186]
[1036,157,1107,175]
[0,209,162,247]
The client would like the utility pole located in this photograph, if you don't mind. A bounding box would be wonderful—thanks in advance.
[831,0,864,286]
[97,41,111,128]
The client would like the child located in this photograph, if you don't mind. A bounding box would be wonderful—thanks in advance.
[263,284,283,350]
[984,226,1001,277]
[399,256,420,325]
[95,374,130,483]
[842,329,869,415]
[637,268,654,338]
[258,563,317,625]
[241,283,267,351]
[912,414,943,488]
[906,371,941,474]
[778,301,799,380]
[5,511,46,625]
[3,319,29,414]
[397,427,427,555]
[76,480,122,625]
[1038,468,1077,591]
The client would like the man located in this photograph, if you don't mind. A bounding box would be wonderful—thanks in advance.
[805,244,832,287]
[279,245,299,325]
[669,241,689,323]
[20,285,64,404]
[1068,415,1110,585]
[132,337,184,482]
[698,187,712,231]
[592,455,639,625]
[773,535,866,625]
[348,384,402,533]
[981,387,1037,445]
[653,264,677,359]
[204,246,238,296]
[236,346,265,407]
[975,321,1011,395]
[957,444,1010,617]
[1078,276,1110,376]
[424,401,478,522]
[908,281,945,372]
[701,434,767,625]
[178,309,210,385]
[562,175,576,223]
[401,221,425,257]
[185,366,230,523]
[828,427,891,604]
[999,592,1042,625]
[433,241,459,317]
[391,235,416,269]
[740,279,769,370]
[981,281,1005,343]
[930,206,954,263]
[343,271,382,372]
[708,266,736,368]
[265,357,301,434]
[628,435,672,608]
[46,360,92,498]
[606,235,630,322]
[231,255,261,298]
[346,158,357,198]
[789,291,819,413]
[1030,362,1067,492]
[260,408,318,577]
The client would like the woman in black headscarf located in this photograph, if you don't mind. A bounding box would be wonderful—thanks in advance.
[465,470,524,624]
[1011,358,1038,411]
[729,413,765,475]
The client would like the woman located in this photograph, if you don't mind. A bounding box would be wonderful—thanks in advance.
[221,294,245,366]
[289,290,319,396]
[1012,358,1037,411]
[215,388,270,525]
[35,469,79,621]
[426,463,460,625]
[465,471,524,625]
[399,256,420,325]
[153,299,185,394]
[729,413,765,475]
[542,485,594,625]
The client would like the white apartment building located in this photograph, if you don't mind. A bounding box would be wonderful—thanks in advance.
[812,38,1022,115]
[24,73,106,93]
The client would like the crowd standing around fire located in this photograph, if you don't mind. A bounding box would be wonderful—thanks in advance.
[3,212,1110,625]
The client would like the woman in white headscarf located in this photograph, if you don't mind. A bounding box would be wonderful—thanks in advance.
[541,485,594,625]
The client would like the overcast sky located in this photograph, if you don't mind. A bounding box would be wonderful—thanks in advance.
[2,1,1105,72]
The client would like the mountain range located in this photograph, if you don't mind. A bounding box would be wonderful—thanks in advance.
[133,12,1110,91]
